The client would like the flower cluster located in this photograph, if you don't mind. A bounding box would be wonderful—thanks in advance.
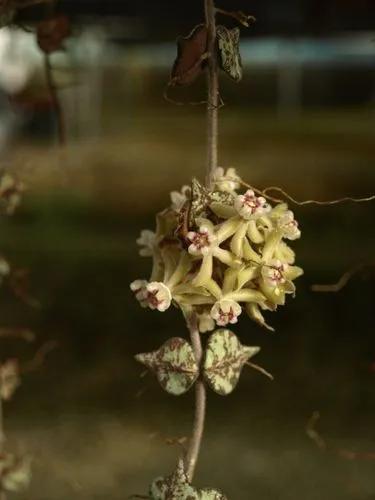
[131,168,303,332]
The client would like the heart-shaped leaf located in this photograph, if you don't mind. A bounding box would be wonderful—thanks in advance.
[204,329,260,395]
[136,338,199,396]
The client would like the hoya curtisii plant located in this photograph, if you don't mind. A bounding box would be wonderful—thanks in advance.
[131,169,303,498]
[129,1,304,498]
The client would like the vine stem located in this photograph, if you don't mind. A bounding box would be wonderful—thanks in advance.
[0,386,6,500]
[185,0,219,482]
[185,312,206,482]
[44,53,66,146]
[205,0,219,189]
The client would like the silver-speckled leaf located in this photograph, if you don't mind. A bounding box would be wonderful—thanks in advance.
[199,488,227,499]
[0,454,32,493]
[203,329,260,395]
[150,459,198,500]
[216,26,242,82]
[135,338,199,396]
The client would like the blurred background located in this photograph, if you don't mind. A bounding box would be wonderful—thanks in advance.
[0,0,375,499]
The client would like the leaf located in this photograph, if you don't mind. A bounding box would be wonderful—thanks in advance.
[216,26,243,82]
[199,489,227,500]
[0,453,32,492]
[203,329,260,395]
[149,460,227,500]
[135,338,198,396]
[150,459,198,500]
[170,24,208,86]
[37,15,71,54]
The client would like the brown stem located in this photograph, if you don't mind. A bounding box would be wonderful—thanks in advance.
[205,0,219,189]
[44,53,66,146]
[0,389,6,500]
[185,312,206,482]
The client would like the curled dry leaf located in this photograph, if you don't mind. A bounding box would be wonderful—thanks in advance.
[37,15,71,54]
[0,359,20,401]
[0,453,31,492]
[170,24,208,86]
[204,329,260,395]
[135,338,199,396]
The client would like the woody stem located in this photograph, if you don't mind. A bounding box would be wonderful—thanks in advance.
[185,312,206,482]
[0,389,6,500]
[205,0,219,189]
[44,53,66,146]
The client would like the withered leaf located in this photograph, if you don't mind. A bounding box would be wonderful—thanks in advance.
[170,24,208,86]
[37,15,71,54]
[216,25,243,82]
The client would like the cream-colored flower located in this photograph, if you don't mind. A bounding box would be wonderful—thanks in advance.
[261,259,288,288]
[170,185,191,212]
[130,279,149,308]
[145,282,172,311]
[136,230,156,257]
[130,280,172,312]
[213,167,241,192]
[234,190,271,220]
[210,299,242,326]
[187,224,218,257]
[277,210,301,240]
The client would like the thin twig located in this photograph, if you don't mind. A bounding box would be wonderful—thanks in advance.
[205,0,219,189]
[44,53,66,146]
[306,411,375,461]
[246,361,274,380]
[216,8,256,27]
[185,312,206,482]
[311,263,370,293]
[237,179,375,206]
[21,340,58,374]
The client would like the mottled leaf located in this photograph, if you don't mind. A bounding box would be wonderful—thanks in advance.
[135,338,198,396]
[199,489,227,500]
[204,329,260,395]
[0,453,31,492]
[149,460,227,500]
[217,26,242,82]
[150,459,198,500]
[170,24,208,86]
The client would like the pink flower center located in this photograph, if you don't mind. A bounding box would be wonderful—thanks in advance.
[219,307,236,323]
[269,265,284,283]
[243,193,265,213]
[190,231,210,250]
[147,289,162,308]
